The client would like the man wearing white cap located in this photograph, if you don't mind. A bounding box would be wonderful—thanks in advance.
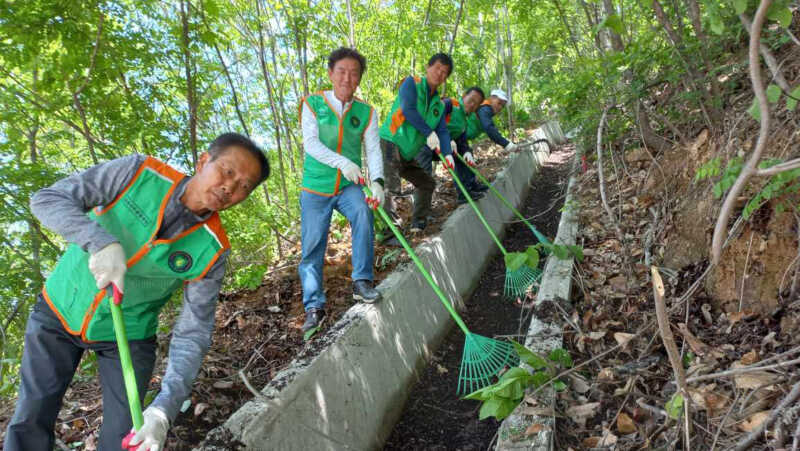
[470,88,518,152]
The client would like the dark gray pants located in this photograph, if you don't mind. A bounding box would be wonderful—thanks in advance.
[4,296,156,451]
[381,139,436,224]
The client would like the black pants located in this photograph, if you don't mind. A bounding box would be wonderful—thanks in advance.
[4,296,156,451]
[415,145,478,200]
[381,139,436,224]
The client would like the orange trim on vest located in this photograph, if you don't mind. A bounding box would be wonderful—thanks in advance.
[300,186,337,197]
[204,213,231,249]
[299,96,317,122]
[95,157,185,217]
[390,108,406,134]
[481,100,491,106]
[125,181,179,268]
[192,246,227,281]
[79,290,108,342]
[362,107,374,139]
[41,287,81,335]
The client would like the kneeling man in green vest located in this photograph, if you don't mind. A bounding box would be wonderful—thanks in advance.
[4,134,269,451]
[298,48,384,336]
[379,53,456,236]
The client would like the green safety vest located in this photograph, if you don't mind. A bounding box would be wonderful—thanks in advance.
[42,157,230,342]
[445,98,468,141]
[465,101,490,140]
[379,76,444,161]
[300,92,373,196]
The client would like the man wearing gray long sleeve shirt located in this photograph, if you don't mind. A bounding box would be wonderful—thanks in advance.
[5,133,269,451]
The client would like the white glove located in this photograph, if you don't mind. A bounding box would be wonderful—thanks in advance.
[450,140,457,154]
[426,131,440,151]
[340,160,362,184]
[127,406,169,451]
[88,242,126,292]
[443,154,455,170]
[464,152,476,166]
[505,142,518,152]
[368,181,384,208]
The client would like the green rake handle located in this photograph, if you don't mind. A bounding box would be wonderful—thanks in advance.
[110,284,144,431]
[454,152,551,246]
[362,184,471,336]
[435,150,508,255]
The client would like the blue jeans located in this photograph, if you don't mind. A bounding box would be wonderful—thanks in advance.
[299,184,374,311]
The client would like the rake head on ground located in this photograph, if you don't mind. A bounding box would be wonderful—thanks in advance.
[503,264,542,300]
[457,333,520,395]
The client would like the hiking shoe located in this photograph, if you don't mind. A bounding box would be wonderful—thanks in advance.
[301,308,326,335]
[353,280,382,304]
[471,182,489,192]
[457,190,485,205]
[410,218,427,233]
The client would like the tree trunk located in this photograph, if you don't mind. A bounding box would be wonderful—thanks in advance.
[213,43,251,137]
[550,0,583,56]
[345,0,356,47]
[180,0,198,167]
[264,18,298,173]
[502,4,514,139]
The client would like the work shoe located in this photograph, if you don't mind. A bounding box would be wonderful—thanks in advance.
[353,280,382,304]
[457,190,485,205]
[471,182,489,192]
[410,218,427,233]
[301,308,326,339]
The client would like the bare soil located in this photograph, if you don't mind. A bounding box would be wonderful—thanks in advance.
[383,145,573,450]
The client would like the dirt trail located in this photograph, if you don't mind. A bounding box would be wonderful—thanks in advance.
[384,145,574,450]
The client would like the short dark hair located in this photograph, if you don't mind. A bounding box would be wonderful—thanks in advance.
[464,86,485,99]
[207,133,270,185]
[328,47,366,76]
[427,53,454,75]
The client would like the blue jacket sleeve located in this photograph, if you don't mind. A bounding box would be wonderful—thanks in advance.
[435,115,452,156]
[398,77,433,137]
[477,105,510,147]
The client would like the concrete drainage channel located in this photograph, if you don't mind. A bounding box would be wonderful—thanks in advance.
[197,123,567,451]
[495,148,581,451]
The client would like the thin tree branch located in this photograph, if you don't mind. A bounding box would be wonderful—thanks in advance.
[733,380,800,451]
[711,0,773,264]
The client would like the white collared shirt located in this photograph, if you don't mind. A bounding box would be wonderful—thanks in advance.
[301,90,383,181]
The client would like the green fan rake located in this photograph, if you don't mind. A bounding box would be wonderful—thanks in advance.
[454,151,551,247]
[436,151,542,300]
[363,184,518,395]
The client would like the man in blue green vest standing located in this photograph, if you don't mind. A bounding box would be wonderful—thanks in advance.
[298,48,384,336]
[5,134,270,451]
[416,86,487,204]
[379,53,456,235]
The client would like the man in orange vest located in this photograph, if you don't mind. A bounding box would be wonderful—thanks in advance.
[5,134,269,451]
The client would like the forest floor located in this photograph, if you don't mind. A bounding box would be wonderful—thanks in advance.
[383,145,573,450]
[0,130,546,450]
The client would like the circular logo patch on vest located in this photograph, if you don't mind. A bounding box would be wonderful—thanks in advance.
[168,251,193,273]
[350,116,361,128]
[433,108,440,117]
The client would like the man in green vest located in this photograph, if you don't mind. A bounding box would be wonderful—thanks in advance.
[379,53,456,235]
[416,86,487,204]
[298,48,384,337]
[5,134,269,451]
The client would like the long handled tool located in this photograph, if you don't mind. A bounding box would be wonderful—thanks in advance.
[363,184,518,395]
[435,151,541,300]
[110,284,144,431]
[454,151,550,247]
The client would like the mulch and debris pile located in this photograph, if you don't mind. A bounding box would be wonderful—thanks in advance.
[0,131,537,450]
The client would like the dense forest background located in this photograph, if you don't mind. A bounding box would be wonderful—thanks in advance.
[0,0,797,402]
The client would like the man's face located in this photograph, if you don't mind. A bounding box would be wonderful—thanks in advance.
[490,96,507,114]
[328,57,362,101]
[191,147,261,213]
[425,61,451,89]
[462,90,484,114]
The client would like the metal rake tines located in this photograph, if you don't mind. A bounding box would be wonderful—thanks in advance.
[503,265,543,300]
[457,333,520,395]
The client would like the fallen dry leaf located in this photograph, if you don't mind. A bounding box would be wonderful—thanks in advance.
[617,412,636,434]
[582,429,618,447]
[740,349,760,365]
[213,380,234,389]
[597,368,615,382]
[731,362,777,390]
[436,364,448,374]
[194,402,209,417]
[566,402,600,428]
[613,332,635,350]
[739,410,771,432]
[524,423,549,436]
